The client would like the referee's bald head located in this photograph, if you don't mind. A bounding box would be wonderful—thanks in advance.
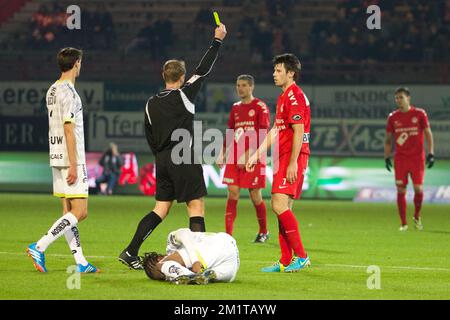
[162,60,186,84]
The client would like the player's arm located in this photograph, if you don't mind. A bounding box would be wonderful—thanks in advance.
[216,107,235,168]
[173,228,203,273]
[61,88,78,185]
[384,132,393,172]
[181,23,227,103]
[144,102,158,155]
[286,124,304,184]
[424,127,435,168]
[246,125,277,172]
[64,122,77,185]
[384,132,393,159]
[384,116,394,172]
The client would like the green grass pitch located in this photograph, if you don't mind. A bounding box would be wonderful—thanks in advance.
[0,193,449,300]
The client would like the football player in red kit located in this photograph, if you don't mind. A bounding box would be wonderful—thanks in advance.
[385,87,435,231]
[217,75,271,242]
[247,54,311,272]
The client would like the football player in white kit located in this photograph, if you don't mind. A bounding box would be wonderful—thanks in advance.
[143,228,240,284]
[26,48,99,273]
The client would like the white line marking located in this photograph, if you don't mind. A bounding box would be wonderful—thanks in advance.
[6,252,450,272]
[251,259,450,272]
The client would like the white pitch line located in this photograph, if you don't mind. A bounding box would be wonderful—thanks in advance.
[1,251,114,260]
[4,251,450,272]
[247,259,450,272]
[319,263,450,272]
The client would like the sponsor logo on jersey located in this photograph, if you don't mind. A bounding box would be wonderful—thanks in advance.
[50,136,63,145]
[50,153,64,160]
[288,90,298,106]
[169,265,182,275]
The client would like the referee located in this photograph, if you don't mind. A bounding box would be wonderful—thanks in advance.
[119,23,227,270]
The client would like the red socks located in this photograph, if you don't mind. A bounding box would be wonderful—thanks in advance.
[278,223,293,266]
[278,209,307,260]
[397,192,407,225]
[225,199,238,235]
[254,202,267,234]
[414,192,423,220]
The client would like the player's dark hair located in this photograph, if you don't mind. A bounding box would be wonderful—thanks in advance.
[163,60,186,83]
[237,74,254,86]
[143,252,166,281]
[272,53,301,80]
[395,87,410,97]
[57,47,83,72]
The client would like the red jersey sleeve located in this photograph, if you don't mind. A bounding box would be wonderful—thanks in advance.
[224,105,236,149]
[386,114,394,133]
[287,90,308,125]
[420,110,430,129]
[257,100,270,129]
[228,105,235,129]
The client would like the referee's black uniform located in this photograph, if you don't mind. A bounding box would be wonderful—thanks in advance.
[144,38,222,203]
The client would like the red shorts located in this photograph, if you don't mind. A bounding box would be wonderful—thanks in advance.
[394,155,425,186]
[272,153,309,199]
[223,163,266,189]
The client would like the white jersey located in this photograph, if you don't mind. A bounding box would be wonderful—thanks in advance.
[166,228,240,280]
[46,80,85,167]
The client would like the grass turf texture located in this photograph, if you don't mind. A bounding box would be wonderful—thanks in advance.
[0,193,449,300]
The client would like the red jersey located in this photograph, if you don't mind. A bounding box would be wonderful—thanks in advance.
[386,106,430,159]
[226,98,270,164]
[274,83,311,156]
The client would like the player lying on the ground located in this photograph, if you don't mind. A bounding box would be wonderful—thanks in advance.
[142,228,240,284]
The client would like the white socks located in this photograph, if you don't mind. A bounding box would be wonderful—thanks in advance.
[161,261,195,280]
[64,226,88,266]
[36,213,78,252]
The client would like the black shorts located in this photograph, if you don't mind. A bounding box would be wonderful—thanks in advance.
[155,150,207,203]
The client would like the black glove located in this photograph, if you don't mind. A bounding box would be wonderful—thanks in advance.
[426,153,435,169]
[385,158,392,172]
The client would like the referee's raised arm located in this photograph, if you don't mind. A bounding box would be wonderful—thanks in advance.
[181,23,227,102]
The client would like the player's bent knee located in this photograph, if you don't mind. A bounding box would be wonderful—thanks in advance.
[395,184,406,193]
[227,187,240,200]
[72,210,87,222]
[271,202,287,215]
[396,188,406,194]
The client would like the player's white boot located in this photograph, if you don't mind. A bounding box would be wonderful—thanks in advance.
[399,225,408,232]
[413,218,424,230]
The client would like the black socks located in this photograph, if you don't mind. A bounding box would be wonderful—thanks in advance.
[189,216,205,232]
[126,211,162,256]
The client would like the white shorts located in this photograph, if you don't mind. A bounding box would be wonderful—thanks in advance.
[52,164,89,198]
[211,233,240,282]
